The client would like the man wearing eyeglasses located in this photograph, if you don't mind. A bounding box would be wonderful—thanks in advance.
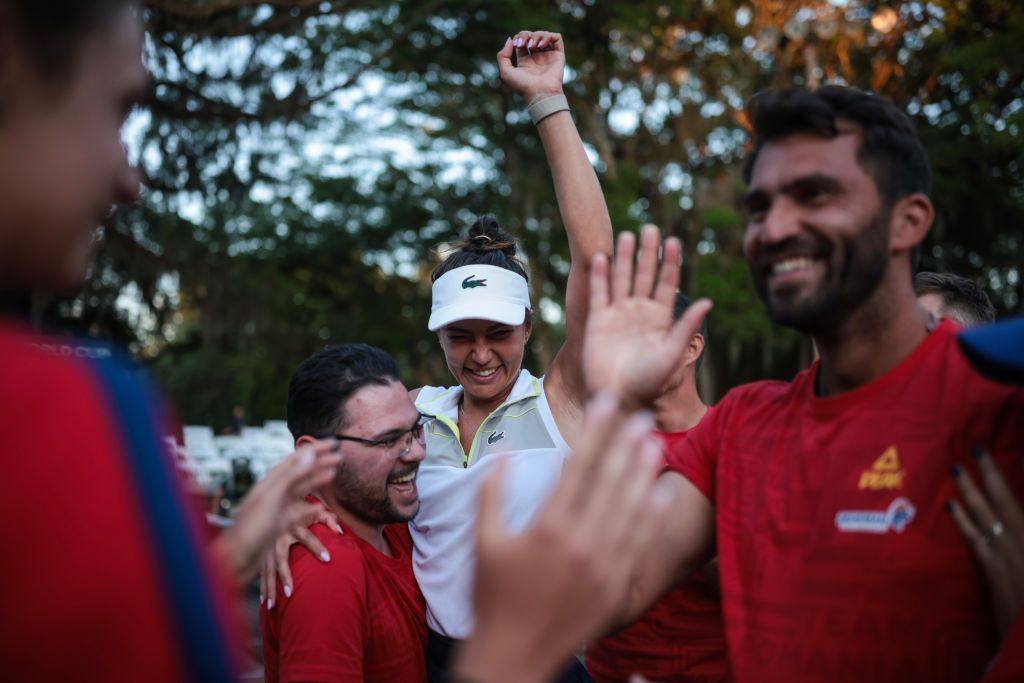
[261,343,430,683]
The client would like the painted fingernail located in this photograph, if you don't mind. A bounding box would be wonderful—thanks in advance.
[259,594,264,605]
[514,37,522,47]
[972,446,986,460]
[320,550,331,562]
[284,584,292,599]
[527,40,534,49]
[267,597,274,610]
[950,464,961,478]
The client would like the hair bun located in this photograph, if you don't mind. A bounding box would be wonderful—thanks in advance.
[462,215,518,258]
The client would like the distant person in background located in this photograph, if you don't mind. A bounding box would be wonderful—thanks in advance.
[0,1,340,680]
[915,271,996,326]
[227,404,247,435]
[261,344,429,683]
[587,293,725,683]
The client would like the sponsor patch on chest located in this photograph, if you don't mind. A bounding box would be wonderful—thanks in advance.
[835,497,916,534]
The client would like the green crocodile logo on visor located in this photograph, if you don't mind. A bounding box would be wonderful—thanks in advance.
[462,275,488,289]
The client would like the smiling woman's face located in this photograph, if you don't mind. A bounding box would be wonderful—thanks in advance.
[438,317,531,404]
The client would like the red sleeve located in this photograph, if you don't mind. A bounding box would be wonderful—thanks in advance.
[276,532,369,683]
[663,404,722,502]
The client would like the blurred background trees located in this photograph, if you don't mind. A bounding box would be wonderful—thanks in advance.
[34,0,1024,428]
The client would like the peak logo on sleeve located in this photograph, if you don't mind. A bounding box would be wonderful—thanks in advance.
[858,446,904,490]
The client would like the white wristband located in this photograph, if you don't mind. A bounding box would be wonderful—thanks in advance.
[527,94,569,125]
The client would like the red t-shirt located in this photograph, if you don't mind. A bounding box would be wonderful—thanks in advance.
[587,425,727,683]
[0,322,241,681]
[666,320,1024,682]
[261,516,428,683]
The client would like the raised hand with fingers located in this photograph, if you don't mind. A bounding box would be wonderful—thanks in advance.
[454,393,677,683]
[213,441,341,586]
[583,224,712,410]
[497,30,565,102]
[948,447,1024,641]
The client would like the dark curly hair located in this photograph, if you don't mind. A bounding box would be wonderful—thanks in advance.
[743,85,931,204]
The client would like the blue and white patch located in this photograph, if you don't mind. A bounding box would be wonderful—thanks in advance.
[835,497,916,534]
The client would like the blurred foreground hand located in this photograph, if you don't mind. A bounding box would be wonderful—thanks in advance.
[213,442,341,585]
[454,393,675,683]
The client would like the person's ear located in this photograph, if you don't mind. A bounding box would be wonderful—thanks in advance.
[523,317,532,342]
[296,435,320,449]
[685,333,705,367]
[889,193,933,255]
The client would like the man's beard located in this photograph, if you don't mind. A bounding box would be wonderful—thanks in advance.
[749,208,891,335]
[332,464,419,526]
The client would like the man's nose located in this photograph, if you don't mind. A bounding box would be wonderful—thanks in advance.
[760,197,802,245]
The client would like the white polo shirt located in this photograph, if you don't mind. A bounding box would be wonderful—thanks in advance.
[412,369,570,638]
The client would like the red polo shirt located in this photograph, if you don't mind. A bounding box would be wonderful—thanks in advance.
[261,516,427,682]
[666,320,1024,682]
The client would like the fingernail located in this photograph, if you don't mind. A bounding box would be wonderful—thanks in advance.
[527,40,533,49]
[330,439,340,453]
[284,584,292,599]
[972,446,986,460]
[320,550,331,562]
[298,447,314,468]
[514,37,522,47]
[259,594,264,605]
[950,464,961,478]
[267,597,274,610]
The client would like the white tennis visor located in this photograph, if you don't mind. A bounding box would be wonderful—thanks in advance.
[428,264,532,331]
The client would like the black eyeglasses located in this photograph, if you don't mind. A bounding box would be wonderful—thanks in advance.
[324,413,430,457]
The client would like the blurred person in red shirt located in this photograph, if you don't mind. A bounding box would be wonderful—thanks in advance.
[0,2,339,680]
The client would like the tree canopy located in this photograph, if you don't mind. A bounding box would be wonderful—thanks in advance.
[39,0,1024,428]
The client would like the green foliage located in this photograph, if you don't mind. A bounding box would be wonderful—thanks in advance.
[35,0,1024,422]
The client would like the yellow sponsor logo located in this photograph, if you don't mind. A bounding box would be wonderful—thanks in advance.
[858,446,904,490]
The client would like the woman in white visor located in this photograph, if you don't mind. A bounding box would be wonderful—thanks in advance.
[265,30,610,683]
[411,31,609,682]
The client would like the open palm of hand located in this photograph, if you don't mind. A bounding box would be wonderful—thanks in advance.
[585,298,677,404]
[583,226,712,409]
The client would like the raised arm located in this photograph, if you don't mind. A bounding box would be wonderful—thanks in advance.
[497,31,614,425]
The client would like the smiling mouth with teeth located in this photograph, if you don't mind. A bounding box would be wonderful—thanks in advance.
[468,367,499,377]
[770,256,819,276]
[389,470,418,485]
